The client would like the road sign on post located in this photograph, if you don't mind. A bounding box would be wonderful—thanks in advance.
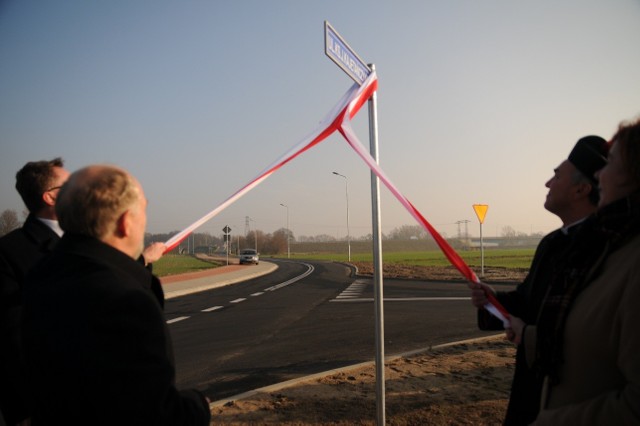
[472,205,488,224]
[324,21,371,85]
[472,204,489,276]
[325,21,385,425]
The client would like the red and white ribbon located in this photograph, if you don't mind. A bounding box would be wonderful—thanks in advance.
[164,72,509,326]
[164,74,377,253]
[338,89,509,327]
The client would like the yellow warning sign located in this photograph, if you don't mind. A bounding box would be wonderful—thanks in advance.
[473,204,489,224]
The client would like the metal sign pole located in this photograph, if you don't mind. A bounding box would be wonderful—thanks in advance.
[480,222,484,277]
[223,226,231,266]
[472,204,488,279]
[368,63,385,426]
[324,22,383,424]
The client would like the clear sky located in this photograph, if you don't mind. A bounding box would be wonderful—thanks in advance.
[1,1,639,241]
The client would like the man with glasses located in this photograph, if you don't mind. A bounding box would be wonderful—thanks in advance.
[0,158,167,425]
[0,158,69,425]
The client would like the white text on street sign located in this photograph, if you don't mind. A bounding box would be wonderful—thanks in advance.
[324,21,371,85]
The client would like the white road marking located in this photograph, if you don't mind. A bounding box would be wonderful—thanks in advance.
[166,316,190,324]
[335,279,368,299]
[331,297,471,303]
[167,261,316,325]
[334,279,471,303]
[264,263,314,292]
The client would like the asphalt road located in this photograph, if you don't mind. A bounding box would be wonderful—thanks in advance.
[165,259,513,401]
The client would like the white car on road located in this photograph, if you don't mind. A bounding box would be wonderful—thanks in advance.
[239,249,259,265]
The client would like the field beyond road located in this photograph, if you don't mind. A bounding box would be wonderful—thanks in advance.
[289,247,536,270]
[153,247,533,283]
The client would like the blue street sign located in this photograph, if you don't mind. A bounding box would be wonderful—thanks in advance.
[324,21,371,85]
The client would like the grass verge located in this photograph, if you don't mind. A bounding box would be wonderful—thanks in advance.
[285,248,535,269]
[152,254,223,277]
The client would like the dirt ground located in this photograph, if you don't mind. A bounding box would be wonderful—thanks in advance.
[211,336,514,425]
[210,264,522,425]
[350,262,528,283]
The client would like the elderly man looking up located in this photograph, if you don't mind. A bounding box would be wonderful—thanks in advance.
[530,117,640,424]
[471,135,608,425]
[22,165,211,426]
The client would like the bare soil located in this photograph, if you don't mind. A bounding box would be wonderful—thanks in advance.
[210,265,521,425]
[351,262,527,283]
[211,336,514,425]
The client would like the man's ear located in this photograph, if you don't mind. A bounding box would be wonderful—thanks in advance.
[42,191,56,207]
[575,182,592,199]
[115,210,131,238]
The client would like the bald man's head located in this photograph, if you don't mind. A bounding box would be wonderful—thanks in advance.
[56,165,147,258]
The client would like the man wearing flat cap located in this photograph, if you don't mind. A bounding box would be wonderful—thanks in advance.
[470,135,608,425]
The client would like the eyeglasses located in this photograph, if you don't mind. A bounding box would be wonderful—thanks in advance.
[45,185,62,192]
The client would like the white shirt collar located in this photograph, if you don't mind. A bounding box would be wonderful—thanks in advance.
[560,217,588,235]
[37,217,64,237]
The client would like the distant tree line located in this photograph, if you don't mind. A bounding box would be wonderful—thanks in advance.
[0,207,544,251]
[145,227,295,256]
[296,225,430,243]
[143,224,437,256]
[0,209,22,236]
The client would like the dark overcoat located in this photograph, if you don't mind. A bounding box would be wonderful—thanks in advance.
[478,228,575,425]
[22,233,211,426]
[0,215,59,424]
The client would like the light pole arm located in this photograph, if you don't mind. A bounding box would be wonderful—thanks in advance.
[332,171,351,262]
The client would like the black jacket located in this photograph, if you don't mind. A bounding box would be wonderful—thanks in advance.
[478,227,577,425]
[0,215,59,424]
[22,233,210,425]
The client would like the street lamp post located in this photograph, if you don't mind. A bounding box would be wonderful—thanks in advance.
[279,203,290,259]
[248,217,258,252]
[332,171,351,262]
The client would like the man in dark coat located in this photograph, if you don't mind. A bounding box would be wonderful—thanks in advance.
[22,165,211,425]
[0,158,69,425]
[470,135,608,425]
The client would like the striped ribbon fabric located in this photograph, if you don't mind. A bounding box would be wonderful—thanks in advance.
[164,72,510,326]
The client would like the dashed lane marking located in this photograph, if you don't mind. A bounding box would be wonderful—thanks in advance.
[166,316,190,324]
[331,297,471,303]
[167,262,314,325]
